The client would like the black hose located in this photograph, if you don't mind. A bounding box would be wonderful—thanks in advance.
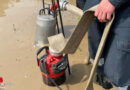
[42,0,45,14]
[51,0,60,33]
[51,0,56,17]
[56,0,65,37]
[66,54,71,75]
[56,17,60,34]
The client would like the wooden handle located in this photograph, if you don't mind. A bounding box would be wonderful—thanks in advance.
[66,3,83,16]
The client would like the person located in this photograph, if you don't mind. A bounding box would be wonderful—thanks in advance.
[76,0,130,90]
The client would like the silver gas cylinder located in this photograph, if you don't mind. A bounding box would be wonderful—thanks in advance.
[35,9,56,47]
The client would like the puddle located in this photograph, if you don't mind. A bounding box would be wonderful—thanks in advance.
[0,0,75,17]
[0,0,105,90]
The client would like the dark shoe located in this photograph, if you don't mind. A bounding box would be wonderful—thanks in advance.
[128,86,130,90]
[96,74,113,89]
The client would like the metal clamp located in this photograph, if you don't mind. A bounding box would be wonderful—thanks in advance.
[59,0,68,11]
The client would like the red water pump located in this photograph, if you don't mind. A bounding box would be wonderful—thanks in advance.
[37,46,70,87]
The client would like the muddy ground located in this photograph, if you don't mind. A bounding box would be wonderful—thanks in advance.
[0,0,107,90]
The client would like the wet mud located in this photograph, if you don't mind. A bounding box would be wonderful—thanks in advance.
[0,0,107,90]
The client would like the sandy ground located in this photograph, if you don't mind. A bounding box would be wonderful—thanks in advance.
[0,0,106,90]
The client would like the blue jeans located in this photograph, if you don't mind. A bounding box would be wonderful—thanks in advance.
[76,0,86,10]
[113,85,130,90]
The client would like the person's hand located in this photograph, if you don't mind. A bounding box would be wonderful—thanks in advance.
[95,0,115,22]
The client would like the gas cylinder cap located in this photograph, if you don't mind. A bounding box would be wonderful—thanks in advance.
[49,47,62,57]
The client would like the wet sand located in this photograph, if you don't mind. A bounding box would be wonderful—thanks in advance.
[0,0,106,90]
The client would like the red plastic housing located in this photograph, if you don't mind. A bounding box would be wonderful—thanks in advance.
[39,50,65,79]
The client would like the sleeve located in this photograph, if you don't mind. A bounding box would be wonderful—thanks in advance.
[109,0,129,8]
